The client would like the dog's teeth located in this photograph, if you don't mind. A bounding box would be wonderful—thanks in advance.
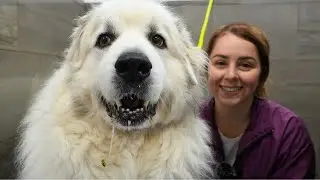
[140,108,143,111]
[128,120,131,125]
[144,101,149,107]
[126,108,130,112]
[121,108,125,112]
[115,101,121,107]
[130,94,135,100]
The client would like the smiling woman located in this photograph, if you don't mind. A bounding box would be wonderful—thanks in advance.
[200,22,315,179]
[208,32,261,108]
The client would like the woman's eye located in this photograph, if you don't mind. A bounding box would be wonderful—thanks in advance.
[243,63,252,68]
[214,60,227,67]
[239,63,253,70]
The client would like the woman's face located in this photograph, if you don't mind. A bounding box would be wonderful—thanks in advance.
[208,33,261,107]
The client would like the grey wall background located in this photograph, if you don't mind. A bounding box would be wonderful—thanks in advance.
[0,0,319,178]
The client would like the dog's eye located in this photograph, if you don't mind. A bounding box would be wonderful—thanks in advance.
[149,34,166,49]
[95,33,114,48]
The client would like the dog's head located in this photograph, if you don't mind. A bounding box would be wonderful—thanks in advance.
[65,0,208,130]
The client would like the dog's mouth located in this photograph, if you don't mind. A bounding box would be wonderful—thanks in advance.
[100,94,157,127]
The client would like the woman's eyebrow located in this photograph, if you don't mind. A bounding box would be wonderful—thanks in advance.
[211,54,228,59]
[238,56,256,61]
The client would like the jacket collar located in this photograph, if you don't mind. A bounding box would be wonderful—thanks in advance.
[204,97,273,133]
[203,97,274,161]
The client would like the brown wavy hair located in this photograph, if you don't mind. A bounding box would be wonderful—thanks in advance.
[206,22,270,97]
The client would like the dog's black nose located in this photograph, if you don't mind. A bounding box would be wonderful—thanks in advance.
[115,52,152,83]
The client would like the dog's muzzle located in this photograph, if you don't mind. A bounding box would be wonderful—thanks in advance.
[99,51,158,127]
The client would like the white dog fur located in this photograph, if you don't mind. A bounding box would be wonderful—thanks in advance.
[15,0,214,178]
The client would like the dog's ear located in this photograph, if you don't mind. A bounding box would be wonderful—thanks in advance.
[65,11,93,69]
[174,20,208,86]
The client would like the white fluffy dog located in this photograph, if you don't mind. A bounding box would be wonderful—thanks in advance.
[15,0,214,178]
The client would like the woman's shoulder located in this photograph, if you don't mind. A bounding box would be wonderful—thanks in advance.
[254,97,308,137]
[255,98,315,178]
[256,98,302,121]
[199,97,214,122]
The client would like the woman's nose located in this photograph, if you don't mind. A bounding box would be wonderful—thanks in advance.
[224,65,238,80]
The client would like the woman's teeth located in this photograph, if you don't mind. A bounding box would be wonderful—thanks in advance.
[222,87,241,92]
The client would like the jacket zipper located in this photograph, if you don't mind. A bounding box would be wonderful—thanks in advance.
[233,128,274,177]
[237,127,274,156]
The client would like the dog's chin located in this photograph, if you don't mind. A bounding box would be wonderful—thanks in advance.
[99,93,158,130]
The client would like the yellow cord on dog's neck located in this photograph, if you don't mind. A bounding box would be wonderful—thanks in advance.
[102,125,115,168]
[197,0,215,49]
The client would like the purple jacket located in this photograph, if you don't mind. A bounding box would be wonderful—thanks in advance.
[200,97,315,179]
